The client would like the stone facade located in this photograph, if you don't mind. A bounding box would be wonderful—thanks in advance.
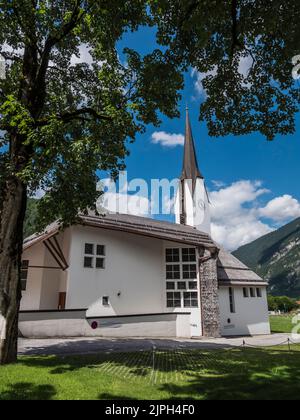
[199,247,221,337]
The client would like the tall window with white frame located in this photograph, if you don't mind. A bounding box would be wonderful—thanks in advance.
[165,248,199,309]
[229,287,236,314]
[84,243,106,269]
[21,260,29,291]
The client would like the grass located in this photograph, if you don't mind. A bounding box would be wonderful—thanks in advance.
[1,345,300,400]
[270,315,295,333]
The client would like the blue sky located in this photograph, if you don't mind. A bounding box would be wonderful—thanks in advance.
[103,26,300,251]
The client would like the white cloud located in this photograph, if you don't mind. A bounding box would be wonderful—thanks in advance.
[210,180,273,251]
[191,67,217,98]
[238,55,253,77]
[211,180,227,189]
[259,195,300,222]
[71,44,93,66]
[151,131,184,148]
[210,180,300,251]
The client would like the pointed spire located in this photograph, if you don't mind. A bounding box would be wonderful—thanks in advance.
[180,107,203,191]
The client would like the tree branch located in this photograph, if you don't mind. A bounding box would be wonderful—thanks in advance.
[33,1,85,117]
[231,0,243,56]
[35,108,112,127]
[0,52,22,62]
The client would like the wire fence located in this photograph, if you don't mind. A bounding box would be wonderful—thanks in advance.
[240,337,300,351]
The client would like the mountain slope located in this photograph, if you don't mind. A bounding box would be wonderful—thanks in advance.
[233,218,300,298]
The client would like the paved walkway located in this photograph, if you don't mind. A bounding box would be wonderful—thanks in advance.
[18,334,300,356]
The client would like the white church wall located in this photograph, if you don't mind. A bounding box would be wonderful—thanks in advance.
[20,244,45,310]
[219,286,270,336]
[194,178,211,235]
[68,226,166,317]
[174,178,211,236]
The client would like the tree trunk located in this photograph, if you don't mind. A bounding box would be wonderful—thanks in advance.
[0,175,27,365]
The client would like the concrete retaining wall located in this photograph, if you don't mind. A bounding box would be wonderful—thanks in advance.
[19,311,191,338]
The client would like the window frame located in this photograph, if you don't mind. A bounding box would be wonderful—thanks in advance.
[21,260,29,292]
[229,287,236,314]
[84,243,106,269]
[166,292,181,308]
[182,264,197,280]
[165,247,199,309]
[183,292,199,308]
[182,248,197,262]
[256,288,262,298]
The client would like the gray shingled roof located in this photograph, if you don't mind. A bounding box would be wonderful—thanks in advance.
[23,213,217,250]
[217,248,268,285]
[23,214,265,286]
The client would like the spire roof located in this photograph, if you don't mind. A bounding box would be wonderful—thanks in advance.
[180,107,203,187]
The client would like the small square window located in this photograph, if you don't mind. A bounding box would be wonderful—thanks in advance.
[177,282,187,290]
[166,249,180,263]
[188,281,198,290]
[182,248,196,262]
[96,258,105,269]
[84,257,93,268]
[85,243,94,255]
[183,264,197,279]
[166,282,175,290]
[166,265,180,280]
[167,292,181,308]
[102,296,109,306]
[184,292,198,308]
[97,245,105,256]
[250,288,256,298]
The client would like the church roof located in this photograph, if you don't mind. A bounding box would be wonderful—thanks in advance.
[23,213,217,251]
[180,108,204,191]
[217,248,267,285]
[23,214,266,286]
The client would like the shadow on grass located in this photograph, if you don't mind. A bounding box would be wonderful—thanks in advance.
[13,346,300,400]
[0,382,56,401]
[98,393,136,400]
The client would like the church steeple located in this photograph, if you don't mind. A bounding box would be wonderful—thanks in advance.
[175,107,211,235]
[181,107,203,193]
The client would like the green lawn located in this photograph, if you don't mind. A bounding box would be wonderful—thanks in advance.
[270,315,295,333]
[1,346,300,400]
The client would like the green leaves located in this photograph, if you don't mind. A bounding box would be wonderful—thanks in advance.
[151,0,300,141]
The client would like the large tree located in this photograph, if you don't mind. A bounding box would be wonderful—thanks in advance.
[0,0,183,364]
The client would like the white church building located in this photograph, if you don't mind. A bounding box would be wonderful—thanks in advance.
[19,110,270,339]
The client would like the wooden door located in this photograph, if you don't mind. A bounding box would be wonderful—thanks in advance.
[58,292,66,310]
